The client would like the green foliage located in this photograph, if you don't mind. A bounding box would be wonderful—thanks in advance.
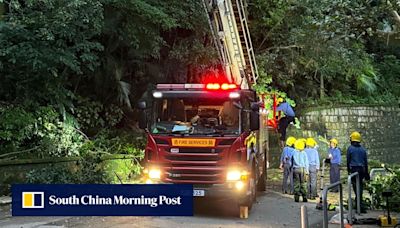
[104,158,142,183]
[0,104,86,158]
[0,106,36,150]
[37,115,84,157]
[26,165,78,184]
[375,55,400,97]
[0,0,103,108]
[26,154,142,184]
[249,0,400,104]
[0,0,218,184]
[367,166,400,211]
[0,103,142,159]
[79,129,145,156]
[74,97,123,132]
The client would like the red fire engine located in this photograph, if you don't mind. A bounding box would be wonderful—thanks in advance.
[138,83,269,218]
[138,0,270,218]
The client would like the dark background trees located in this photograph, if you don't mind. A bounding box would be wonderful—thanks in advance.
[0,0,399,158]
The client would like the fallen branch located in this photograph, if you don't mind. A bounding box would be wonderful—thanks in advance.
[73,127,90,140]
[0,146,39,158]
[265,45,303,51]
[393,10,400,25]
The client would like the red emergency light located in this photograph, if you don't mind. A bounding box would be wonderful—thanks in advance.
[206,83,237,90]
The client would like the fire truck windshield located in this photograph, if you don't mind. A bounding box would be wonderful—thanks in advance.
[150,98,240,135]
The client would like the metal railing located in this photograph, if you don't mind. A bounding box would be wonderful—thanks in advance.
[322,181,344,228]
[370,168,386,179]
[347,172,361,224]
[300,205,308,228]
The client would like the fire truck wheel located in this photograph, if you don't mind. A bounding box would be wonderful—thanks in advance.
[250,170,257,203]
[257,169,266,191]
[239,165,256,214]
[246,168,257,209]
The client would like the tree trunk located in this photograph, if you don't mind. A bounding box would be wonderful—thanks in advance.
[0,3,5,20]
[320,73,325,99]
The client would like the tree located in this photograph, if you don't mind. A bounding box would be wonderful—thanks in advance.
[249,0,400,104]
[0,0,103,112]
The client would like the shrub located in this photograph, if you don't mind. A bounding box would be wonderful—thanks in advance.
[366,166,400,212]
[0,106,36,152]
[79,129,145,156]
[74,97,123,132]
[37,115,84,157]
[26,154,142,184]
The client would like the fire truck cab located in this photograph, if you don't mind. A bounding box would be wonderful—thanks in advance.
[138,82,268,217]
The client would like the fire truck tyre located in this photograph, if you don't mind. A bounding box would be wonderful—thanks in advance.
[250,174,256,203]
[239,165,256,212]
[257,170,266,191]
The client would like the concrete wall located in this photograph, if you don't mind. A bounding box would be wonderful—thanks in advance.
[289,105,400,164]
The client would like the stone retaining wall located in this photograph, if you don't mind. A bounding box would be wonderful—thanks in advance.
[288,105,400,164]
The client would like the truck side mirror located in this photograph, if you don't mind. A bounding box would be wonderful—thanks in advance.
[250,110,260,131]
[137,101,147,110]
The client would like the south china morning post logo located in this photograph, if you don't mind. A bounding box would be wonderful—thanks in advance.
[12,184,193,216]
[47,194,182,207]
[22,192,44,209]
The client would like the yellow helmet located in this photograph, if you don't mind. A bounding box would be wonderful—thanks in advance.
[350,131,361,142]
[277,97,284,104]
[306,138,317,147]
[294,139,306,151]
[330,138,338,147]
[286,136,297,146]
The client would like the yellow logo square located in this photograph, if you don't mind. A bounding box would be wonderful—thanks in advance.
[22,192,44,209]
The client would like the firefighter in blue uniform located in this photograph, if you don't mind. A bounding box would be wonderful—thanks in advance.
[291,139,309,202]
[328,138,341,192]
[346,131,369,212]
[305,138,320,199]
[276,98,296,147]
[279,136,296,194]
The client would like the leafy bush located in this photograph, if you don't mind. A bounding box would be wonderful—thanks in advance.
[73,97,124,133]
[0,106,36,152]
[366,166,400,212]
[26,154,143,184]
[79,129,145,156]
[0,103,141,159]
[26,164,79,184]
[37,115,85,157]
[0,104,86,158]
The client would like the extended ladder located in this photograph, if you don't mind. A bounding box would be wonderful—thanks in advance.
[202,0,258,89]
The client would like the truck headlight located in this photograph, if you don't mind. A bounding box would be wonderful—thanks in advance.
[148,169,161,179]
[235,181,245,190]
[227,170,241,181]
[227,170,248,181]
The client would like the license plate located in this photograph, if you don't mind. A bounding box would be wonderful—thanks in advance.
[193,190,205,197]
[172,138,216,147]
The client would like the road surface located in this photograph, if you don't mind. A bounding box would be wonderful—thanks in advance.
[0,190,326,228]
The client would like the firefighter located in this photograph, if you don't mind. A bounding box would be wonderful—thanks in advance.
[276,98,296,147]
[305,137,320,199]
[346,131,370,212]
[279,136,296,194]
[291,139,309,202]
[328,138,341,192]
